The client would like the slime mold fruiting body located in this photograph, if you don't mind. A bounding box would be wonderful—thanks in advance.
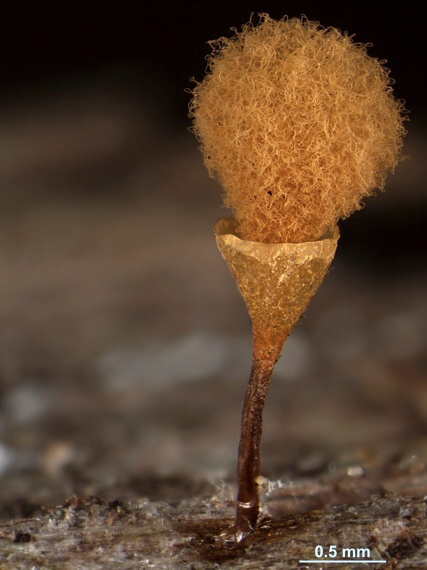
[190,15,406,541]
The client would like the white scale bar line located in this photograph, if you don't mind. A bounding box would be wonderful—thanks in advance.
[299,561,387,564]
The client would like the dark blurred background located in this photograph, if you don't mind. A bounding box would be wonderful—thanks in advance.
[0,1,425,520]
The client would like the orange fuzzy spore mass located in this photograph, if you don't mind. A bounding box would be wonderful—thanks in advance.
[189,15,406,243]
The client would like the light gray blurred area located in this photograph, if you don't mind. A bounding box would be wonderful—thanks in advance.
[0,74,426,526]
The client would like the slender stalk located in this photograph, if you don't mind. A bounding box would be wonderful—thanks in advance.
[235,324,288,542]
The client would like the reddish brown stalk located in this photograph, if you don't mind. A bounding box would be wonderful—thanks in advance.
[235,325,288,541]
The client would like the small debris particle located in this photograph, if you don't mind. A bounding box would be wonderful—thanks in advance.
[13,531,32,543]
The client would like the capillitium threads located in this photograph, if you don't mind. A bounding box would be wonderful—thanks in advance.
[190,15,406,244]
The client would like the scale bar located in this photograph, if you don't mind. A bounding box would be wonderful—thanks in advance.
[299,561,387,564]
